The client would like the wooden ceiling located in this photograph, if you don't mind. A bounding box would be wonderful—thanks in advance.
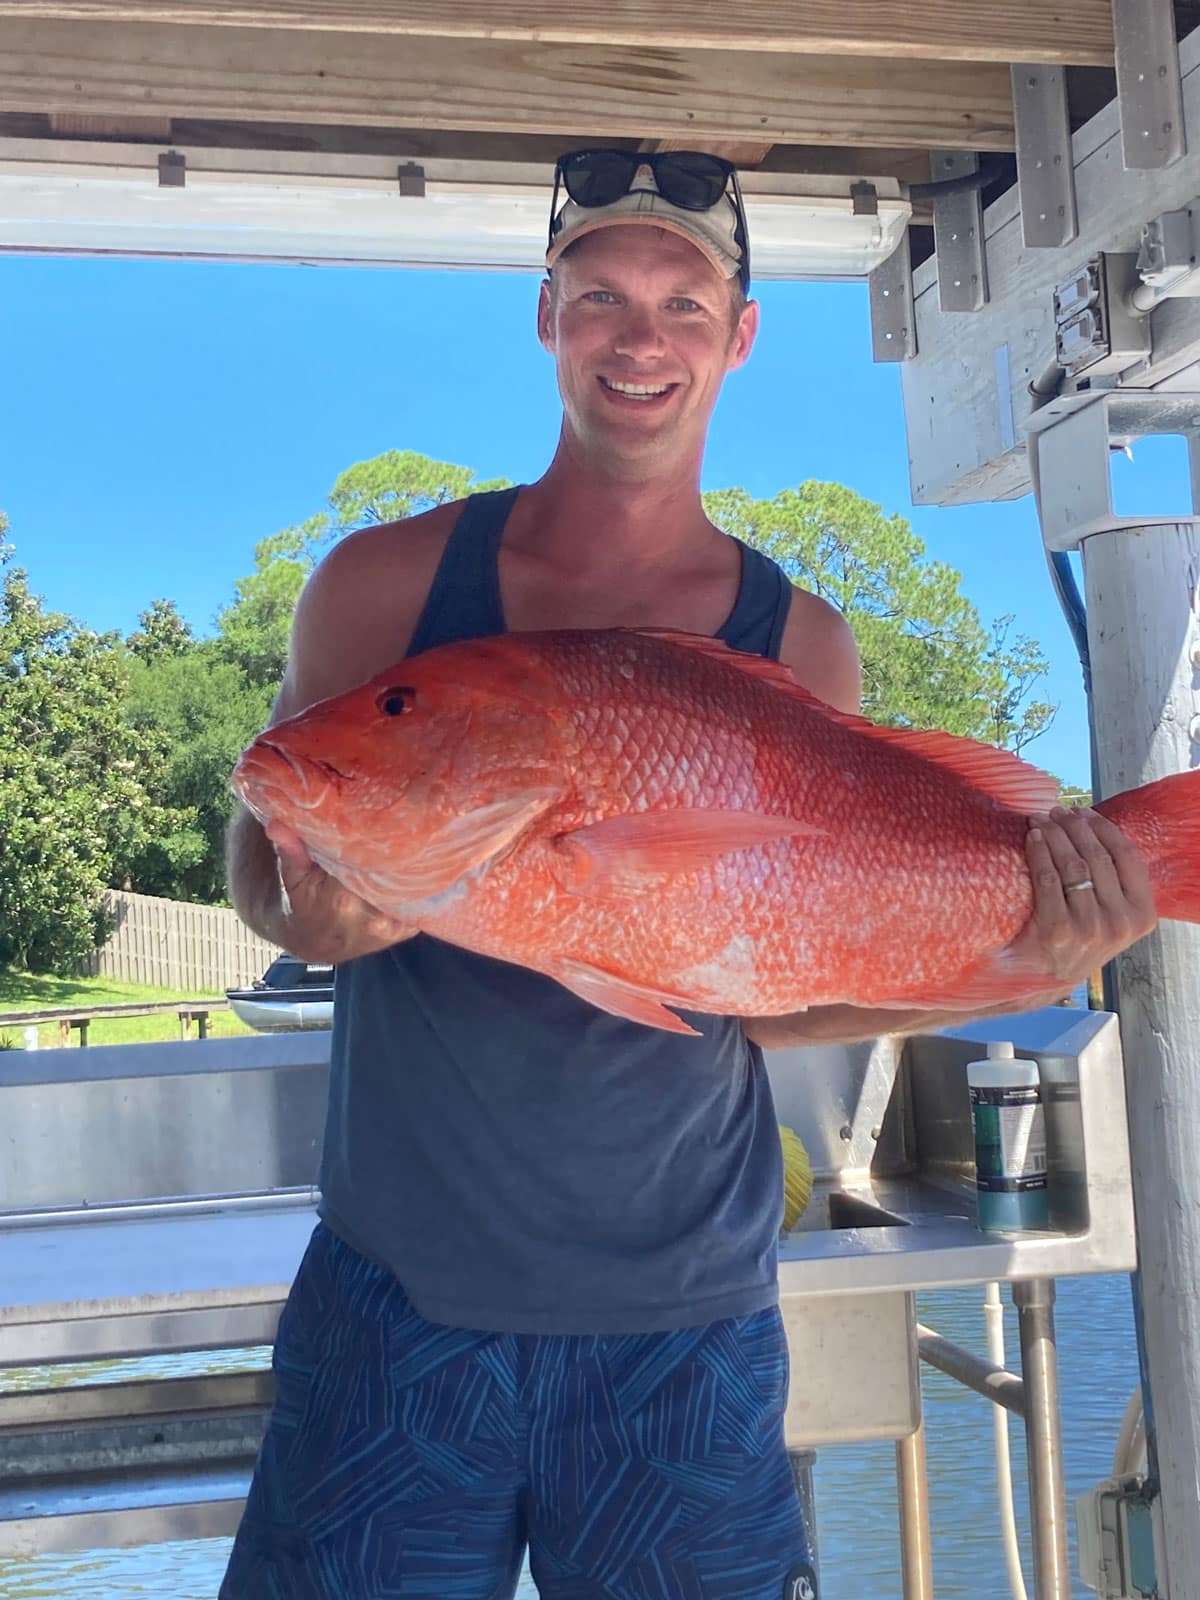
[0,2,1191,227]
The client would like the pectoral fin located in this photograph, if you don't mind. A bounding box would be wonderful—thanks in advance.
[555,809,823,896]
[386,789,560,902]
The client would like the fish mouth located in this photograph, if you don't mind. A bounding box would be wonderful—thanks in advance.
[234,740,347,814]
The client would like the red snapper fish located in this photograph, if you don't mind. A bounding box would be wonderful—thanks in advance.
[232,629,1200,1035]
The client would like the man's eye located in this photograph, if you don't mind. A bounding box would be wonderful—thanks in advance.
[585,290,618,304]
[670,298,701,312]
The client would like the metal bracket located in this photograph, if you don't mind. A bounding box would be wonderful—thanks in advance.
[1025,390,1200,550]
[929,151,989,313]
[851,180,879,217]
[1011,65,1078,249]
[868,234,916,362]
[157,150,186,188]
[396,161,426,197]
[1113,0,1186,171]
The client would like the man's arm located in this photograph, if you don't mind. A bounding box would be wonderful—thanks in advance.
[742,999,1040,1050]
[226,799,291,948]
[225,505,458,963]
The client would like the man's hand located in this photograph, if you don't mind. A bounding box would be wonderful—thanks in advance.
[1013,805,1157,992]
[267,821,413,965]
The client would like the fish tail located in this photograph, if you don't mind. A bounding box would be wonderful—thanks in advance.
[1098,770,1200,923]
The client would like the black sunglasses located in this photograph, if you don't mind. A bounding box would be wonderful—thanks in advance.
[548,148,751,293]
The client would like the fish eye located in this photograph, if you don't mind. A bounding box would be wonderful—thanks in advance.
[376,685,416,717]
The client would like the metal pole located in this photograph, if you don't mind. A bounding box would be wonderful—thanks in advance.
[895,1421,935,1600]
[787,1448,819,1584]
[916,1323,1027,1416]
[1083,519,1200,1597]
[1013,1279,1069,1600]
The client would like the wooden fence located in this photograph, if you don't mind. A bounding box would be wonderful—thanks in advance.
[87,889,279,993]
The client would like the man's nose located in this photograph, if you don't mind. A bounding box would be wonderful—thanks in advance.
[612,306,665,359]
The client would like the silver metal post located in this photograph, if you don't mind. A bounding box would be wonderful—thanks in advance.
[1013,1279,1069,1600]
[787,1448,819,1583]
[895,1421,934,1600]
[1082,515,1200,1598]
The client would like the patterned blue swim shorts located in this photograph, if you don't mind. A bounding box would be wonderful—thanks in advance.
[220,1223,816,1600]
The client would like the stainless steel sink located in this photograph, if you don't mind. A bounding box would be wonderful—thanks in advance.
[767,1006,1137,1300]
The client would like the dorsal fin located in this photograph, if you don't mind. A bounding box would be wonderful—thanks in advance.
[632,629,1061,815]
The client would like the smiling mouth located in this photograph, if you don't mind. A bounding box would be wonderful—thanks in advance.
[599,377,677,401]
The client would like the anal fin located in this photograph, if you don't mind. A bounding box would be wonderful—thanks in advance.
[552,958,702,1036]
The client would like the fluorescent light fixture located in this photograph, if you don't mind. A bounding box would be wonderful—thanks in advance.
[0,139,911,280]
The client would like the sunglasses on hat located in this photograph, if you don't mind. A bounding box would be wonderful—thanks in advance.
[548,148,751,292]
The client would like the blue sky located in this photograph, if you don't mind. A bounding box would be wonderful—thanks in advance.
[2,252,1193,790]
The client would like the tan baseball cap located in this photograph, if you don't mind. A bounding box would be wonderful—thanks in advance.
[546,162,744,283]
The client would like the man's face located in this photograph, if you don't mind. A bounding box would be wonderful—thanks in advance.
[538,226,758,474]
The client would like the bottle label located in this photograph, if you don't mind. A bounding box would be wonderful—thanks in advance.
[970,1084,1047,1193]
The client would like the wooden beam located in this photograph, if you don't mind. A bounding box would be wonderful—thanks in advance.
[643,137,775,165]
[0,116,940,185]
[0,0,1117,66]
[49,111,173,136]
[0,19,1017,150]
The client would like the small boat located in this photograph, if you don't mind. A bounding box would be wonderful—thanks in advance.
[226,954,334,1032]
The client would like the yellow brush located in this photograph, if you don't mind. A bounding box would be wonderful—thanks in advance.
[779,1123,815,1232]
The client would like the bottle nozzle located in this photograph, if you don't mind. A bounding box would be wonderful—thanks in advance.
[986,1040,1016,1059]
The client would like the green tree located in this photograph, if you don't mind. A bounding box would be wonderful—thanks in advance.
[217,452,511,691]
[0,531,194,973]
[127,597,194,661]
[328,449,509,529]
[705,481,1057,748]
[984,614,1057,755]
[122,640,273,903]
[214,521,320,693]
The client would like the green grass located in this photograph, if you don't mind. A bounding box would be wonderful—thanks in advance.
[0,971,257,1049]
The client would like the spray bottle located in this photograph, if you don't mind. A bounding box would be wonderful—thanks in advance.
[966,1040,1049,1232]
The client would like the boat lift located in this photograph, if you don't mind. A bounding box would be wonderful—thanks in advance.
[2,3,1199,1595]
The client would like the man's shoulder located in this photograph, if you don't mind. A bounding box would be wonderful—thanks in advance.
[283,499,468,710]
[777,586,862,715]
[316,499,465,588]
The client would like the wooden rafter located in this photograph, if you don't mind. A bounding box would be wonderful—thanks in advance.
[48,112,174,136]
[642,138,776,166]
[0,19,1017,150]
[0,116,947,186]
[0,0,1117,66]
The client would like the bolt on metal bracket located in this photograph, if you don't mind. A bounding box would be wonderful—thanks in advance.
[1113,0,1186,171]
[157,150,186,188]
[929,151,989,313]
[397,162,426,197]
[1011,64,1078,249]
[868,234,916,362]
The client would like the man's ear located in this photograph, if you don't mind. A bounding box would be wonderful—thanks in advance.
[727,297,760,372]
[538,277,556,353]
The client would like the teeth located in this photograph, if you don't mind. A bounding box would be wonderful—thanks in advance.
[603,379,671,397]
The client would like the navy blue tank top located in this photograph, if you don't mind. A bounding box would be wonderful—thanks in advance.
[318,488,794,1334]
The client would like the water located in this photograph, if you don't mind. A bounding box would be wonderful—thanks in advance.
[0,1274,1140,1598]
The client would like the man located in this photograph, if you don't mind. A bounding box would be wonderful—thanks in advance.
[221,149,1154,1599]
